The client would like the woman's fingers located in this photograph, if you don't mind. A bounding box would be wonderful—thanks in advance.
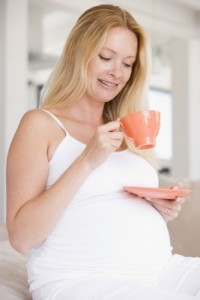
[144,182,186,222]
[98,120,121,133]
[169,182,184,190]
[82,121,124,169]
[147,196,186,222]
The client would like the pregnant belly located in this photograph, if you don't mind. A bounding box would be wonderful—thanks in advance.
[43,192,172,280]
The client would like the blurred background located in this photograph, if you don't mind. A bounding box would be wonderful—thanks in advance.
[0,0,200,226]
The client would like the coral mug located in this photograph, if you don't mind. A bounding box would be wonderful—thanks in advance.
[120,110,160,150]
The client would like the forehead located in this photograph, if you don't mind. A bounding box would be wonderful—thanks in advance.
[102,27,138,57]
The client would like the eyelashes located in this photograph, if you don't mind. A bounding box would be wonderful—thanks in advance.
[123,63,132,68]
[99,54,110,61]
[98,54,133,68]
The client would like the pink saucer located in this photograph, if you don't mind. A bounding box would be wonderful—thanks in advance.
[123,186,192,200]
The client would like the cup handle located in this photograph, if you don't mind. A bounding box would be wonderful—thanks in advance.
[120,121,134,141]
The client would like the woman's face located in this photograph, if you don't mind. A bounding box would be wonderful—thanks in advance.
[86,26,138,104]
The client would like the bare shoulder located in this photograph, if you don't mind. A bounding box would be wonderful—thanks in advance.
[14,109,58,140]
[19,108,52,130]
[8,109,54,153]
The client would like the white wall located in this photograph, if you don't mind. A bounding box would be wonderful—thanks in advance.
[0,0,6,223]
[171,39,200,180]
[0,0,28,222]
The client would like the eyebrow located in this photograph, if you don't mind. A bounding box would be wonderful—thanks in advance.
[101,47,136,59]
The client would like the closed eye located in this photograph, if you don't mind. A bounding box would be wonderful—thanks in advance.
[99,54,134,68]
[99,54,111,61]
[124,63,132,68]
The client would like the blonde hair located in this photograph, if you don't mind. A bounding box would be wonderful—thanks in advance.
[41,4,157,166]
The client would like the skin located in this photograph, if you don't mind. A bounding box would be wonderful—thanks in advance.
[86,27,137,104]
[6,27,184,253]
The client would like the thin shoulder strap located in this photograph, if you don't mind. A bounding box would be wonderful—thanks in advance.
[42,109,67,135]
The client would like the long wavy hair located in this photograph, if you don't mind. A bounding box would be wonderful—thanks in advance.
[41,4,156,165]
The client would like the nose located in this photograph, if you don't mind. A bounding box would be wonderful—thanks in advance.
[108,63,123,78]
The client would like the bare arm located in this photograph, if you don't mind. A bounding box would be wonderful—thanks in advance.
[6,110,123,253]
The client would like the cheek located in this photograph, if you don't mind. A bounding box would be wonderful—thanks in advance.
[87,64,100,82]
[123,70,132,85]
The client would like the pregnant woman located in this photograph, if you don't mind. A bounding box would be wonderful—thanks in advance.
[6,4,200,299]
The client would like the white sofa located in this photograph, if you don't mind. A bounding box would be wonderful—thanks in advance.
[0,176,199,299]
[0,224,31,300]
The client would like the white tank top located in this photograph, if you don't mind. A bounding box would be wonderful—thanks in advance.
[27,110,172,291]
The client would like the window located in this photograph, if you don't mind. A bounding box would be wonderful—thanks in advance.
[148,88,172,169]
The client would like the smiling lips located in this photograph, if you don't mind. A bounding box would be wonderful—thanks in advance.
[98,79,118,88]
